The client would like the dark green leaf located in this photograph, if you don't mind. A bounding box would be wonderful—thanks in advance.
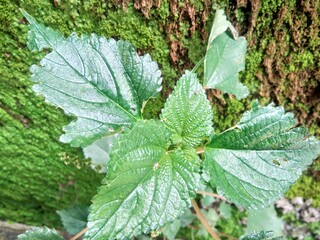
[204,101,320,209]
[20,9,64,51]
[161,71,213,147]
[22,11,162,147]
[18,227,64,240]
[204,10,248,99]
[86,120,201,239]
[57,205,89,235]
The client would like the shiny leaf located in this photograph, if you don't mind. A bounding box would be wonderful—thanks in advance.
[204,101,320,209]
[86,120,201,240]
[20,9,64,51]
[161,71,213,147]
[18,227,63,240]
[22,11,162,147]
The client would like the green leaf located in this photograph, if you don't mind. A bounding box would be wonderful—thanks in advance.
[163,220,181,240]
[20,9,64,51]
[86,120,201,240]
[204,10,249,99]
[161,71,213,147]
[241,231,283,240]
[18,227,64,240]
[208,9,231,44]
[204,101,320,209]
[246,206,283,237]
[219,202,232,219]
[179,209,195,227]
[57,205,89,235]
[83,135,117,173]
[22,12,162,147]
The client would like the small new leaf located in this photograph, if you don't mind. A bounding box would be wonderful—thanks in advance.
[204,101,320,209]
[18,227,64,240]
[204,10,249,99]
[161,71,213,147]
[86,120,200,240]
[22,11,162,147]
[207,9,230,44]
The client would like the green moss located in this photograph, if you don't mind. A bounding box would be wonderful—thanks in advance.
[211,98,247,133]
[286,161,320,208]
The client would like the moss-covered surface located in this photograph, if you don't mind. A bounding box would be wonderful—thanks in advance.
[0,0,319,227]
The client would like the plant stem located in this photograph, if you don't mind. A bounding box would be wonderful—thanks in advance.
[70,227,89,240]
[191,57,205,73]
[196,190,227,201]
[217,231,238,240]
[191,199,221,240]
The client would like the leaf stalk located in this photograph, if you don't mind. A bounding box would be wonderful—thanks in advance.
[192,199,221,240]
[70,227,89,240]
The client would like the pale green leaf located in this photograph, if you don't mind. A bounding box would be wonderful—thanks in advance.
[83,135,117,173]
[204,31,248,99]
[204,101,320,209]
[202,208,219,226]
[22,12,162,147]
[18,227,64,240]
[219,202,232,219]
[246,206,283,237]
[163,220,181,240]
[86,120,201,240]
[208,9,231,44]
[179,209,195,227]
[57,205,89,235]
[161,71,213,147]
[241,231,283,240]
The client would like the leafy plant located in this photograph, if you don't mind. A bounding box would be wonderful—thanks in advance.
[18,8,320,240]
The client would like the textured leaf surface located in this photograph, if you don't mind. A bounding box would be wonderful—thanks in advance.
[241,231,283,240]
[18,227,64,240]
[204,30,248,99]
[86,120,200,240]
[204,101,320,209]
[161,71,213,147]
[57,205,89,235]
[22,12,162,147]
